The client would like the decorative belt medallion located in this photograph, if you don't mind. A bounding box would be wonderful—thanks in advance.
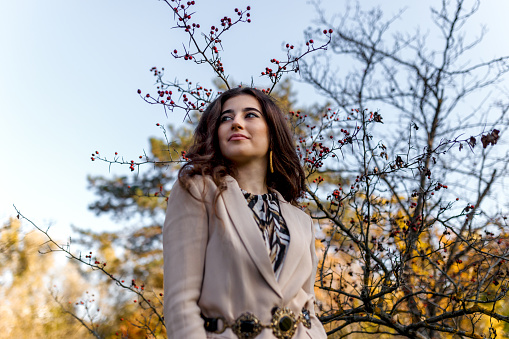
[271,307,297,339]
[231,312,263,339]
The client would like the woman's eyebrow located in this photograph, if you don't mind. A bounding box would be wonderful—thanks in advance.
[243,107,262,114]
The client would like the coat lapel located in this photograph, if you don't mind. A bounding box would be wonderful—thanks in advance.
[221,176,283,299]
[274,191,307,292]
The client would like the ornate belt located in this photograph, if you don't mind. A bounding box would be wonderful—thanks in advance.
[202,307,311,339]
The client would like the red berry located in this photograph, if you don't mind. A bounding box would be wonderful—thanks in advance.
[137,89,141,94]
[328,29,333,33]
[246,6,251,10]
[173,49,177,54]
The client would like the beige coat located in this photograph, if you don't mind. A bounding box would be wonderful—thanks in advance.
[163,175,327,338]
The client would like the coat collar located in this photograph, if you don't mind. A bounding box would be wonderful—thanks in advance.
[221,175,306,298]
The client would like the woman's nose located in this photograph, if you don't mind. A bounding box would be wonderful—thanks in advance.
[231,117,243,130]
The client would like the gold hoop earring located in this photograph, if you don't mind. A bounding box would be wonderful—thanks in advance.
[269,150,274,174]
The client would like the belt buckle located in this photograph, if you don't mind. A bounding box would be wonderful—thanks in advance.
[271,307,297,339]
[231,312,263,339]
[202,314,227,334]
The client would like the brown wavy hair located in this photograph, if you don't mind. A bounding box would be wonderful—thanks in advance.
[178,87,305,204]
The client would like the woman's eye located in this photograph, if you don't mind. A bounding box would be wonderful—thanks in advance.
[220,115,232,122]
[246,112,259,118]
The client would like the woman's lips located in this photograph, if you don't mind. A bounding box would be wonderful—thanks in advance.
[229,134,248,141]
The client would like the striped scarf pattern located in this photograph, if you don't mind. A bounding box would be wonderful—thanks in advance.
[241,188,290,281]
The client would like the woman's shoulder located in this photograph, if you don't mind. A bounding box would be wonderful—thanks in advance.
[175,173,217,187]
[170,174,223,200]
[272,189,313,223]
[290,204,313,225]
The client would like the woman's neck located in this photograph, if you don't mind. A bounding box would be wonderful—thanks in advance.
[234,162,268,195]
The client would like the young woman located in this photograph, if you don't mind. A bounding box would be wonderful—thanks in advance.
[163,87,327,338]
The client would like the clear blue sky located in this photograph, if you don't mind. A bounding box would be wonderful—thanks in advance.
[1,0,508,236]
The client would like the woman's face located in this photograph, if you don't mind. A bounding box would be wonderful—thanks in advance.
[217,94,270,167]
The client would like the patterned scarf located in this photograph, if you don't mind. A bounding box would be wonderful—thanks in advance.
[240,188,290,281]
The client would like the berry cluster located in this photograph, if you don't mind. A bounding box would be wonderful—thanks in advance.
[140,73,216,118]
[261,28,333,92]
[312,175,325,184]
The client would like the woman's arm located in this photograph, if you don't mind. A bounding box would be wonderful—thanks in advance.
[163,178,209,339]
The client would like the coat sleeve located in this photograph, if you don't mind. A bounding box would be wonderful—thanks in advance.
[163,178,209,339]
[303,217,328,338]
